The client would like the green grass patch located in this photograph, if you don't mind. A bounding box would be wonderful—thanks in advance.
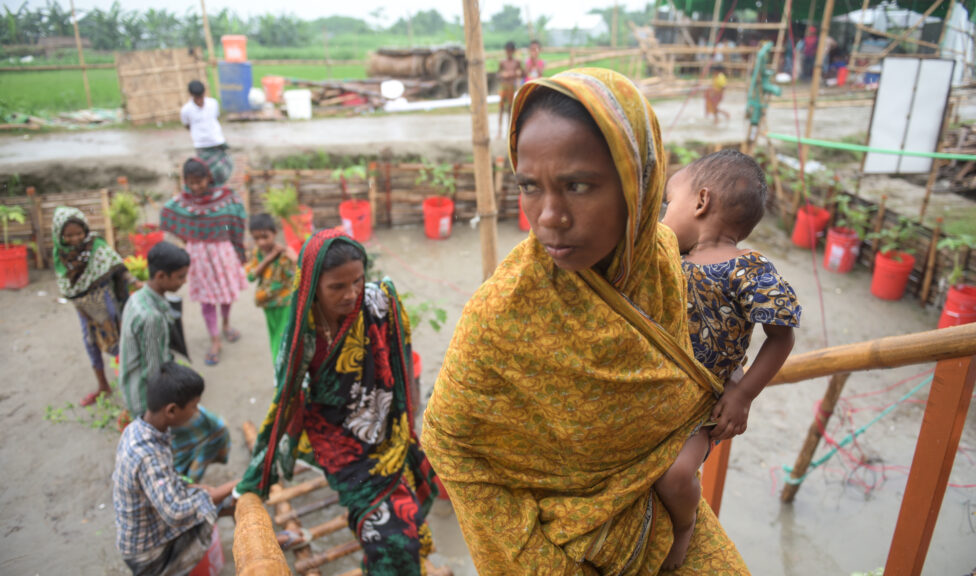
[0,68,120,115]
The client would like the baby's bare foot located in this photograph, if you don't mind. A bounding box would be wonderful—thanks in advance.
[661,510,697,571]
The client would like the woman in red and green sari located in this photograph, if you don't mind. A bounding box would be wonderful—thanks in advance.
[236,230,439,575]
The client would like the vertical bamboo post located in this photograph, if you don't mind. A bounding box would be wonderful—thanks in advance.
[850,0,871,67]
[25,187,44,269]
[884,356,976,576]
[870,195,888,265]
[199,0,221,98]
[68,0,92,109]
[937,0,957,56]
[771,0,792,73]
[462,0,499,281]
[612,2,620,49]
[918,218,943,306]
[802,0,835,165]
[700,437,731,516]
[781,372,851,503]
[707,0,722,48]
[100,188,116,250]
[920,103,952,223]
[493,157,506,220]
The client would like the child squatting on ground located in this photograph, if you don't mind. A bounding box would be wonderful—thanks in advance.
[245,213,297,365]
[113,361,236,576]
[658,149,802,569]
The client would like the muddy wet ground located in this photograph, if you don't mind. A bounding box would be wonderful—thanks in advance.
[1,217,974,576]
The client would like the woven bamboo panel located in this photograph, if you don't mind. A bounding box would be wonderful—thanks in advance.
[116,49,207,126]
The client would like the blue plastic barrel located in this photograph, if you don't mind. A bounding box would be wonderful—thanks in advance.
[218,61,252,113]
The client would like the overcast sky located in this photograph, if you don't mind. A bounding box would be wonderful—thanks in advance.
[4,0,661,25]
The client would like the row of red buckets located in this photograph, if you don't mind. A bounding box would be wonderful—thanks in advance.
[792,204,975,328]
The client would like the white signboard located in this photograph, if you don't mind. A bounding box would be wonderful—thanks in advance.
[863,57,955,174]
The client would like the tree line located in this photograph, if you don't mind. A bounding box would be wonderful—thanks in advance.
[1,1,563,51]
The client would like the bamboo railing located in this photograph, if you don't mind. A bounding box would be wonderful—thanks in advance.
[701,322,976,576]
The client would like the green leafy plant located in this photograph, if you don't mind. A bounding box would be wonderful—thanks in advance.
[264,184,300,221]
[124,255,149,282]
[829,194,874,239]
[937,234,976,287]
[414,160,457,198]
[109,193,141,237]
[0,204,26,247]
[667,144,700,166]
[403,292,448,333]
[867,217,918,260]
[332,164,369,200]
[44,382,124,430]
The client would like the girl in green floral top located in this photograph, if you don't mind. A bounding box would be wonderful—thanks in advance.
[245,214,297,365]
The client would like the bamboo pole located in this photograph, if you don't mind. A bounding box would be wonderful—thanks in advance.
[918,218,943,306]
[884,356,976,576]
[646,19,785,30]
[462,0,499,281]
[707,0,722,49]
[851,0,945,74]
[199,0,221,97]
[269,484,320,576]
[612,2,620,49]
[801,0,835,165]
[850,0,871,70]
[780,373,851,502]
[769,323,976,386]
[100,189,115,249]
[68,0,91,109]
[233,493,292,576]
[265,477,328,506]
[294,540,362,573]
[937,0,957,56]
[771,0,792,73]
[870,195,887,265]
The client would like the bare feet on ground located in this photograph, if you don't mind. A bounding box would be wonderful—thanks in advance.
[661,509,697,571]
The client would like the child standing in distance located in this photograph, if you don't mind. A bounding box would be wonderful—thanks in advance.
[245,213,297,365]
[113,361,236,576]
[53,206,140,406]
[118,241,231,482]
[160,159,247,366]
[657,149,801,569]
[180,80,233,187]
[524,39,544,81]
[704,64,730,124]
[497,41,525,138]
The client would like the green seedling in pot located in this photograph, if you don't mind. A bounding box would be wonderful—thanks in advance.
[937,234,976,287]
[829,194,875,239]
[415,160,457,199]
[0,204,26,247]
[332,165,369,200]
[867,217,918,262]
[109,193,141,238]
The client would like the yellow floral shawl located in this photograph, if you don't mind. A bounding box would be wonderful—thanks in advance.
[422,68,748,575]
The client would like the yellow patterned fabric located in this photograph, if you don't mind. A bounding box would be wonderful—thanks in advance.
[422,68,748,575]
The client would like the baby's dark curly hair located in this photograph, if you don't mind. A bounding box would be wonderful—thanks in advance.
[686,149,768,241]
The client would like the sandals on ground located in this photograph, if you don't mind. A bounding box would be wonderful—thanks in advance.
[223,327,241,343]
[205,350,220,366]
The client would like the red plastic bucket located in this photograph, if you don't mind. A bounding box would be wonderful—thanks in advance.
[791,205,831,249]
[0,244,29,290]
[261,75,285,104]
[518,195,530,231]
[187,524,224,576]
[836,66,849,86]
[938,284,976,328]
[871,251,916,301]
[422,196,454,240]
[339,200,372,242]
[822,227,860,273]
[412,351,422,381]
[129,225,165,258]
[282,205,314,253]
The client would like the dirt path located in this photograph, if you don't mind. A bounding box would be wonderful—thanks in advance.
[0,92,898,176]
[1,217,974,575]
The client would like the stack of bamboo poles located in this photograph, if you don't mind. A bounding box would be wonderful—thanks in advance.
[240,421,453,576]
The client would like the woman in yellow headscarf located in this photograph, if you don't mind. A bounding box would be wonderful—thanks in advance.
[422,68,749,575]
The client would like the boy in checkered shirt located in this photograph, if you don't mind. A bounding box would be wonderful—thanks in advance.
[112,362,235,575]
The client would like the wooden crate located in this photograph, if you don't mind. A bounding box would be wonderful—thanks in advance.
[116,49,208,126]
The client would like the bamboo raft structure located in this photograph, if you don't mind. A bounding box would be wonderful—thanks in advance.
[237,421,453,576]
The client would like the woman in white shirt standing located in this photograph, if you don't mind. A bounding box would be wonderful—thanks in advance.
[180,80,233,186]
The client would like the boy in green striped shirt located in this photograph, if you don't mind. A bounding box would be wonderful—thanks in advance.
[118,241,230,482]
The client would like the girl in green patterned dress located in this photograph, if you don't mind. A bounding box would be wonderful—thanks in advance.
[245,213,297,365]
